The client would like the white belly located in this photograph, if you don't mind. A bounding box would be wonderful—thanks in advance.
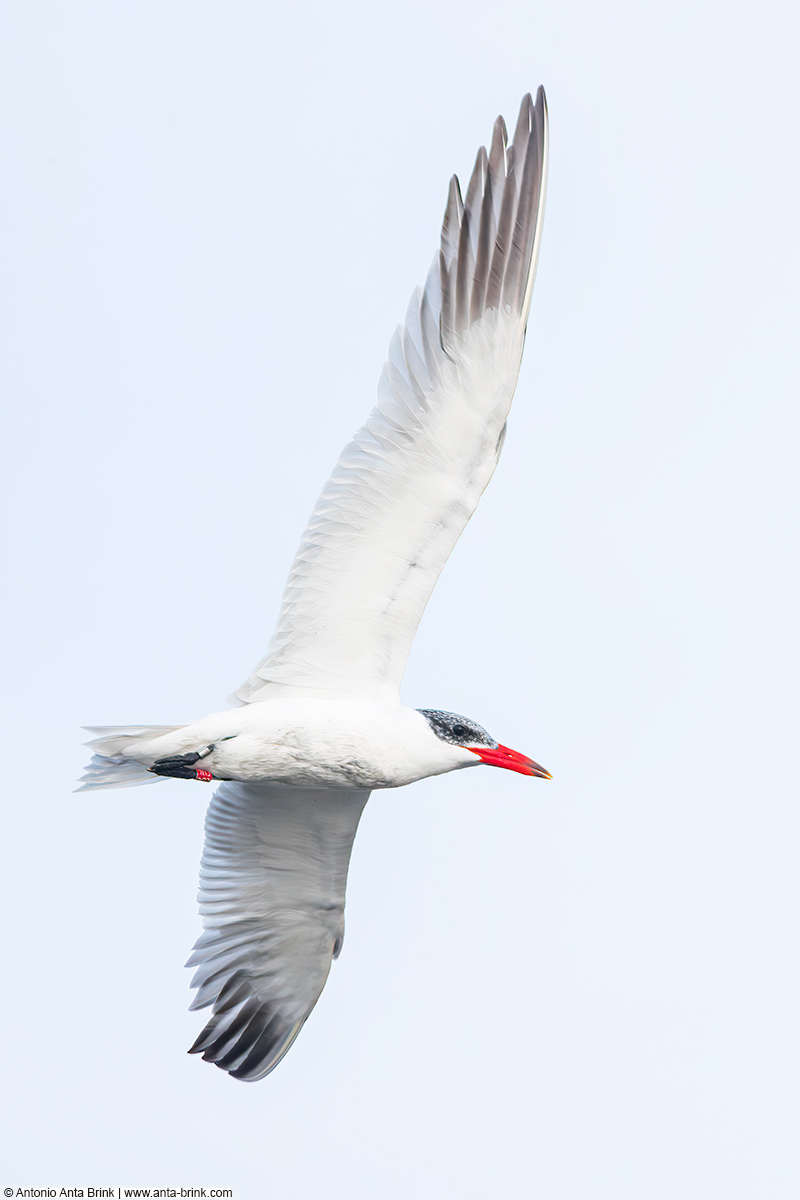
[123,693,470,790]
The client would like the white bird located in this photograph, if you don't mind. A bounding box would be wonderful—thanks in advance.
[81,89,550,1082]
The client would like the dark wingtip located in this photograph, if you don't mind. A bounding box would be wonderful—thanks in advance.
[188,1036,206,1056]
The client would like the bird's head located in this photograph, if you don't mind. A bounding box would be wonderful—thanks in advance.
[417,709,551,779]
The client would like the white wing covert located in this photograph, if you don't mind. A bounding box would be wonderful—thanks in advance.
[187,781,369,1081]
[235,89,548,701]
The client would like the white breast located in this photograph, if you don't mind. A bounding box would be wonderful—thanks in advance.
[209,697,475,789]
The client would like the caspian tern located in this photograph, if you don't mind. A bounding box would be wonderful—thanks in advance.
[80,89,550,1082]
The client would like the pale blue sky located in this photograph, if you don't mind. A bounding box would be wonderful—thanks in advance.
[2,1,798,1196]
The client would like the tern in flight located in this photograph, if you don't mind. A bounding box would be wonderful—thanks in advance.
[81,89,550,1081]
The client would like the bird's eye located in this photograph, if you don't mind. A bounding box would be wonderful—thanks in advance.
[452,724,468,739]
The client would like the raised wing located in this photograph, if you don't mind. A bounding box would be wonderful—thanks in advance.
[187,781,370,1081]
[236,89,548,704]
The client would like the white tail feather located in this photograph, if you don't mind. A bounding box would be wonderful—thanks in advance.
[77,724,184,792]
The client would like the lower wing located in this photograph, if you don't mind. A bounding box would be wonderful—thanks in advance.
[187,780,370,1081]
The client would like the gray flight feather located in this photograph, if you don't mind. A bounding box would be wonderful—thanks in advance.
[186,781,369,1081]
